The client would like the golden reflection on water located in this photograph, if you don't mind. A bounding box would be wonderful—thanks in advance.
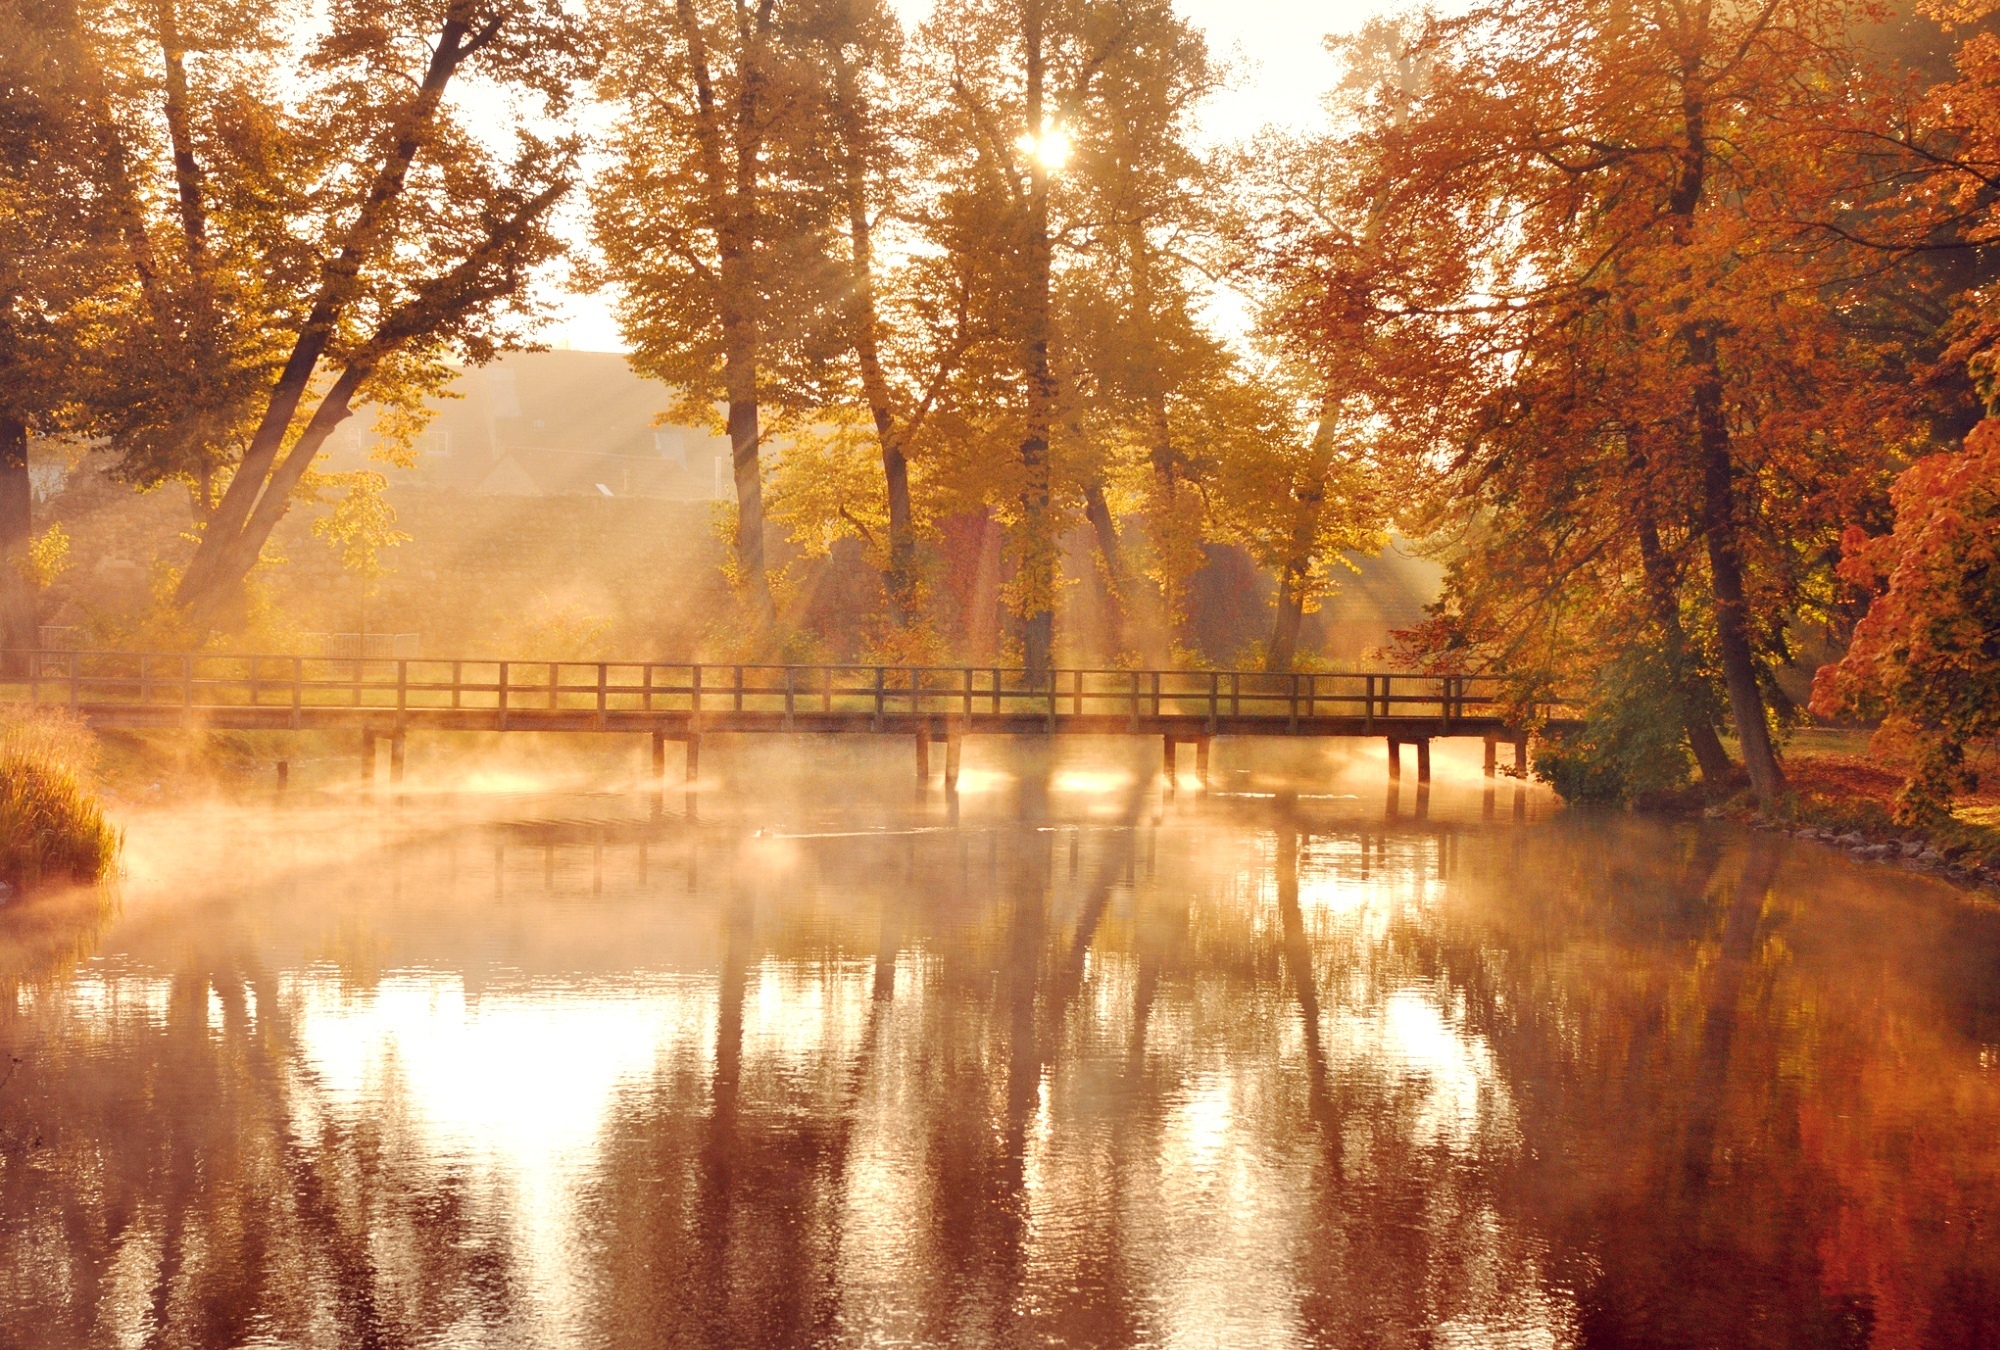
[3,740,2000,1347]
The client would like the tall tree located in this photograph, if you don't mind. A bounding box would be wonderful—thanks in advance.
[0,0,124,664]
[793,0,986,640]
[1265,3,1921,806]
[594,0,845,633]
[1056,0,1220,661]
[920,0,1100,676]
[149,0,591,633]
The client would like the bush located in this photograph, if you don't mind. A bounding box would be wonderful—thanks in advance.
[1811,424,2000,823]
[1532,648,1697,807]
[0,706,119,890]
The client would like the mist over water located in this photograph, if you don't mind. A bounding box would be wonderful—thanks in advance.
[4,739,2000,1347]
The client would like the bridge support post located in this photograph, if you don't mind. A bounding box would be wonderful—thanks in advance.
[1387,737,1401,781]
[915,726,931,783]
[684,734,699,783]
[652,730,666,782]
[944,732,962,791]
[362,730,377,783]
[1416,738,1431,784]
[1483,735,1497,778]
[389,731,406,784]
[1163,735,1177,788]
[1513,735,1528,776]
[1195,737,1210,788]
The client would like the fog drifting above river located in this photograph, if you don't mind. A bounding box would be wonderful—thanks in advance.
[5,744,1997,1348]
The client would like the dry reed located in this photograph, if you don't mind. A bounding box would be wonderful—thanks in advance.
[0,705,119,889]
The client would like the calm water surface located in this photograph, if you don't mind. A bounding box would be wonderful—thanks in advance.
[4,739,2000,1348]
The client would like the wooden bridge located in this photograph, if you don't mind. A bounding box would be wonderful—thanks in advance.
[2,652,1577,786]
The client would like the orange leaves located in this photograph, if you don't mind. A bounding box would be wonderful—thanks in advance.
[1813,424,2000,818]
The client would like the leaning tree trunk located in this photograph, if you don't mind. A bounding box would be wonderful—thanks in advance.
[175,9,488,630]
[0,419,34,674]
[1669,82,1781,809]
[832,55,916,624]
[1266,563,1307,673]
[1693,353,1782,807]
[1636,505,1734,785]
[1082,480,1129,657]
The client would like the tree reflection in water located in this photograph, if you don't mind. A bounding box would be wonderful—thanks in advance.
[3,755,2000,1348]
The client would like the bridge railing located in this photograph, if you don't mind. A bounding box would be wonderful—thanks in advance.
[0,652,1564,729]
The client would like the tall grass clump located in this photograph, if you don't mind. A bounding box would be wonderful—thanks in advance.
[0,705,119,890]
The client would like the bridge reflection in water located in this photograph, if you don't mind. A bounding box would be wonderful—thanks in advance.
[4,750,1998,1348]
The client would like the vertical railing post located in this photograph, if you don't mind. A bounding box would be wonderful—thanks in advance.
[498,662,510,731]
[1072,668,1083,717]
[734,665,744,712]
[1129,670,1139,732]
[1231,671,1240,717]
[596,662,607,730]
[873,666,885,731]
[963,667,973,720]
[1364,674,1375,732]
[351,656,362,707]
[1152,670,1160,717]
[1207,672,1218,735]
[549,661,559,711]
[642,663,654,713]
[992,668,1001,716]
[1382,675,1392,724]
[691,665,703,732]
[292,656,303,730]
[1289,673,1299,733]
[453,659,463,709]
[396,659,407,727]
[784,666,796,730]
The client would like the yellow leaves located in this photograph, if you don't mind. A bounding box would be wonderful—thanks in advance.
[767,410,890,563]
[307,470,408,584]
[16,524,71,590]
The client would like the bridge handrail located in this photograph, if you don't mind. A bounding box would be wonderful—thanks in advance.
[0,650,1576,729]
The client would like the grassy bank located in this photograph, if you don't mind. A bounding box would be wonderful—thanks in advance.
[0,706,120,892]
[1726,746,2000,890]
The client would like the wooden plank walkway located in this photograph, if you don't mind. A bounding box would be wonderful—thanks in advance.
[2,652,1579,784]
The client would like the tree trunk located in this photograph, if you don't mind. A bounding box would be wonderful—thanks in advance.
[1082,480,1128,657]
[175,11,488,627]
[0,419,34,675]
[832,56,915,623]
[1265,408,1338,674]
[1693,352,1783,806]
[1636,505,1733,785]
[1266,564,1306,673]
[725,383,771,625]
[1670,79,1781,807]
[1016,7,1057,678]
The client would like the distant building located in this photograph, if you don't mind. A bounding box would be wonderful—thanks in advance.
[321,350,733,499]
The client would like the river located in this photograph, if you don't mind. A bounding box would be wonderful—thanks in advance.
[2,737,1998,1348]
